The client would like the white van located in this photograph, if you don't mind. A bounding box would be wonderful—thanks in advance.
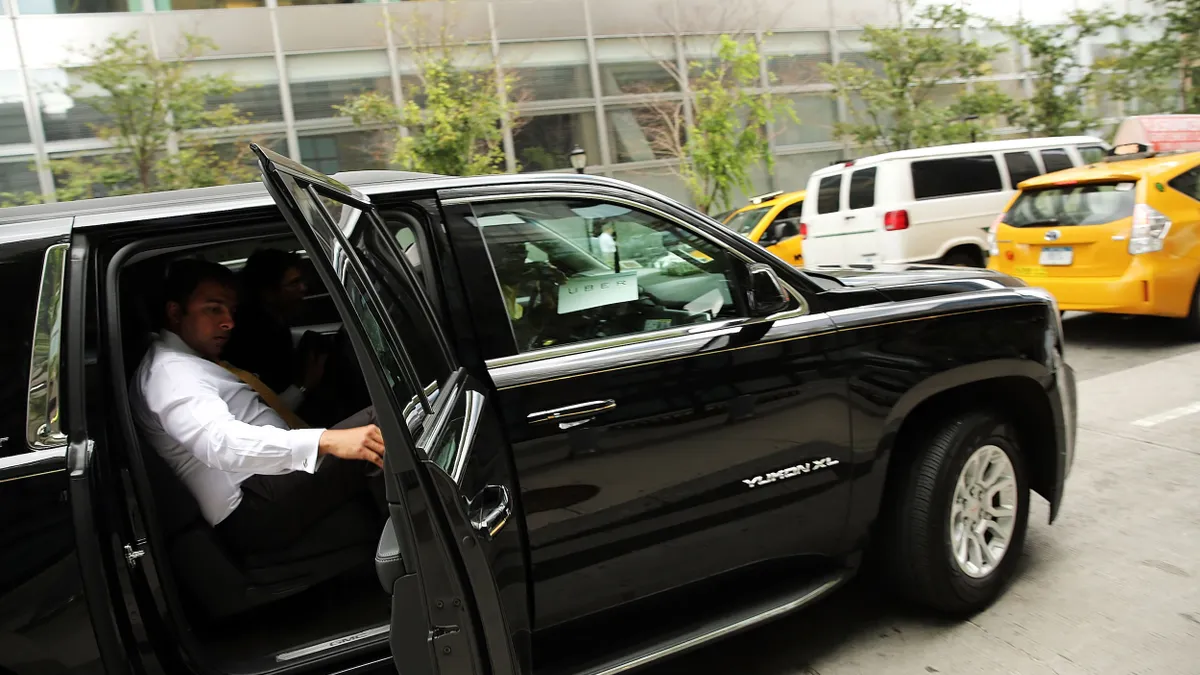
[799,136,1110,267]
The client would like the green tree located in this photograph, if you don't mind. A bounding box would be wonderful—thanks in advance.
[641,35,794,215]
[2,33,257,205]
[1099,0,1200,114]
[1000,11,1126,136]
[822,1,1019,153]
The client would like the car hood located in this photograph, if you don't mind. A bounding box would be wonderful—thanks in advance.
[803,263,1024,300]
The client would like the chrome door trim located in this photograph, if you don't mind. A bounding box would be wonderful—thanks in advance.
[0,447,68,482]
[825,288,1050,331]
[27,242,69,451]
[274,624,390,662]
[488,312,835,390]
[528,399,616,424]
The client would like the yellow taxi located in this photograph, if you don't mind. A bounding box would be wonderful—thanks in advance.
[988,143,1200,329]
[722,190,806,265]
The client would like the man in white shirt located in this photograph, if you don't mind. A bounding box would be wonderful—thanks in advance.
[131,259,385,557]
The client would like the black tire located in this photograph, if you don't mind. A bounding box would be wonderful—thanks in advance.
[881,411,1030,616]
[941,248,984,268]
[1184,280,1200,340]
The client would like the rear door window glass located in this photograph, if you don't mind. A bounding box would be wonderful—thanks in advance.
[817,175,841,213]
[1004,152,1041,187]
[911,155,1003,200]
[1040,148,1074,173]
[1003,182,1136,227]
[847,168,877,210]
[777,202,804,220]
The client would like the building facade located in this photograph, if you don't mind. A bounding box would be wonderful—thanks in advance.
[0,0,1152,206]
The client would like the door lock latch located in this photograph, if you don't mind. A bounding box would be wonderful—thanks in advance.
[124,541,146,568]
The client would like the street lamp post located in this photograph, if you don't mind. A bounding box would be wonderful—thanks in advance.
[569,145,587,174]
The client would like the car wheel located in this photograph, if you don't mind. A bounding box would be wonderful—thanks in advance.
[883,411,1030,616]
[1184,280,1200,340]
[941,249,983,268]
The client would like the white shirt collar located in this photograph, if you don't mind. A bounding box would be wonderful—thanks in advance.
[159,329,205,360]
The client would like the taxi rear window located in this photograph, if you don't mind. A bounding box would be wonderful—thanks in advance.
[1003,182,1136,227]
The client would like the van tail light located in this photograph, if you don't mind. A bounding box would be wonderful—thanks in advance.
[1129,204,1171,255]
[988,214,1003,256]
[884,210,909,231]
[799,222,808,239]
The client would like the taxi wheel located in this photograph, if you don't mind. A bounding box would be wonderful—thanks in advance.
[1185,282,1200,340]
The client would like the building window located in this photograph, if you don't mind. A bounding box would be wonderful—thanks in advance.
[514,112,599,172]
[190,58,285,125]
[0,158,40,200]
[16,0,133,14]
[0,72,31,146]
[595,37,679,96]
[606,104,682,163]
[299,130,389,175]
[501,41,592,102]
[31,69,110,142]
[288,52,391,121]
[153,0,265,8]
[774,151,842,192]
[775,94,836,146]
[764,32,830,86]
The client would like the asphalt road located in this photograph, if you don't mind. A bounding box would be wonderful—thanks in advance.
[644,313,1200,675]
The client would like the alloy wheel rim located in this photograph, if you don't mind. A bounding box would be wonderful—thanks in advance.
[949,444,1018,579]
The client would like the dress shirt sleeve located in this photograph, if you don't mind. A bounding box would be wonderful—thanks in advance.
[147,366,322,475]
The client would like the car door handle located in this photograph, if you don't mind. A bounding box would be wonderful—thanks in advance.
[468,485,512,539]
[527,399,616,425]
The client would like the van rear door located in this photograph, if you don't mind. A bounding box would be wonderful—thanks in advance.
[801,171,847,265]
[1001,179,1139,280]
[842,166,881,263]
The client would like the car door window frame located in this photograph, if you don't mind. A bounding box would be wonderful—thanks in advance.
[441,189,809,368]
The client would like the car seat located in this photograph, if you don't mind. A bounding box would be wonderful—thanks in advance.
[118,258,379,621]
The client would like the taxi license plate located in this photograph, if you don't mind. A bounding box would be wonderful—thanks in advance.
[1039,247,1073,266]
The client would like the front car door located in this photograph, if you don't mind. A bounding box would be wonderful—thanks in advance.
[762,199,805,265]
[438,184,853,651]
[253,146,530,675]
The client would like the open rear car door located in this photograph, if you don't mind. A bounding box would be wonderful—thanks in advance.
[252,144,530,675]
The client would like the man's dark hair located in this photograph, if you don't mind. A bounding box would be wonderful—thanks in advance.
[239,248,303,302]
[162,258,236,317]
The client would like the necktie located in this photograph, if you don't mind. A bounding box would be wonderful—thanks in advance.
[221,362,309,430]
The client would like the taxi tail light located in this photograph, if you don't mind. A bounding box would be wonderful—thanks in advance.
[987,214,1003,256]
[1129,204,1171,255]
[884,210,909,231]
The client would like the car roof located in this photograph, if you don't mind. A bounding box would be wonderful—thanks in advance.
[808,136,1108,179]
[1017,151,1200,189]
[0,169,685,231]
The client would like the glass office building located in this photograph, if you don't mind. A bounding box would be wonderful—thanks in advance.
[0,0,1145,204]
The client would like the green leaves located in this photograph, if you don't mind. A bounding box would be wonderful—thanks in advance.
[337,56,513,176]
[1097,0,1200,114]
[822,1,1014,152]
[681,35,794,215]
[33,32,257,203]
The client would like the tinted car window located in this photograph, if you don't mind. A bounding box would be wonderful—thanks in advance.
[1004,151,1041,187]
[1003,182,1136,227]
[911,155,1002,200]
[1,241,53,457]
[817,175,841,213]
[1169,167,1200,201]
[471,198,748,353]
[848,168,877,210]
[1040,148,1074,173]
[777,202,804,220]
[1079,145,1107,164]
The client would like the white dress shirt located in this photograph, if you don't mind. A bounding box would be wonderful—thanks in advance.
[130,330,324,527]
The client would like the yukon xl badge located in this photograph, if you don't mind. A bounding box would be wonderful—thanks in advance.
[742,457,840,489]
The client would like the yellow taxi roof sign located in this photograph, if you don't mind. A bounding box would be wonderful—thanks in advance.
[1113,115,1200,153]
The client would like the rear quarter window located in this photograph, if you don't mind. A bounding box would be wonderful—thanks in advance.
[1041,148,1074,173]
[817,174,841,214]
[1168,166,1200,202]
[1004,152,1041,187]
[911,155,1003,200]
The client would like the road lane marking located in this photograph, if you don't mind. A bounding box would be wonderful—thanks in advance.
[1131,401,1200,428]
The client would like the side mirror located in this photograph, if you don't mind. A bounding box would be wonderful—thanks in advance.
[759,220,800,248]
[748,263,792,316]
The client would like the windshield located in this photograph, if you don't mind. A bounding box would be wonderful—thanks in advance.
[724,207,770,235]
[1004,182,1137,227]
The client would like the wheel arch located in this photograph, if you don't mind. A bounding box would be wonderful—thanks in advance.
[877,360,1061,524]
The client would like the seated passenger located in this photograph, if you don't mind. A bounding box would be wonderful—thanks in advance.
[223,249,325,413]
[493,242,568,351]
[131,259,384,558]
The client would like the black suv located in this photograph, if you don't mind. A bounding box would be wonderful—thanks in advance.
[0,146,1075,675]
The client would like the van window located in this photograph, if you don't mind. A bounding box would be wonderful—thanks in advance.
[817,175,841,213]
[848,168,877,210]
[911,156,1002,200]
[1078,145,1107,164]
[1040,148,1073,173]
[1004,152,1040,187]
[1003,182,1136,227]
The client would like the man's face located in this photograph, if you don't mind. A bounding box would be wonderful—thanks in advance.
[276,266,308,318]
[168,280,237,361]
